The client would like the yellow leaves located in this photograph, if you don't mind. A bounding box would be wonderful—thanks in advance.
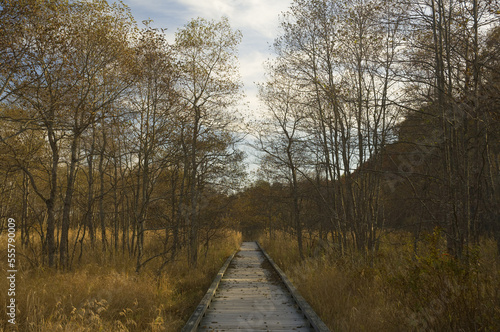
[176,16,243,111]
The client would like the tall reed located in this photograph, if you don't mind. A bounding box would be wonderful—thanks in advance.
[0,229,242,331]
[260,230,500,331]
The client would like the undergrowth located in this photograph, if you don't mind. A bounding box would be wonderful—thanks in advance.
[0,230,241,331]
[260,229,500,332]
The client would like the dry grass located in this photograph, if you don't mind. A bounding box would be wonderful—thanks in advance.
[0,230,242,331]
[260,230,500,332]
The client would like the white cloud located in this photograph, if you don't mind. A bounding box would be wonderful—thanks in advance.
[177,0,291,39]
[238,51,268,115]
[121,0,292,115]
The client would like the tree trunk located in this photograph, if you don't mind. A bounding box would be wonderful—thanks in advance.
[60,134,80,268]
[46,130,59,268]
[189,106,201,268]
[99,126,107,252]
[21,173,29,247]
[86,129,96,247]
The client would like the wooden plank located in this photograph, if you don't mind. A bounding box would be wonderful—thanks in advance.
[196,242,314,332]
[256,242,331,332]
[181,251,236,332]
[201,314,306,321]
[184,242,329,332]
[199,324,313,331]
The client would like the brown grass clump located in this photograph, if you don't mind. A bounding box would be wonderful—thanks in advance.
[260,229,500,332]
[0,230,242,331]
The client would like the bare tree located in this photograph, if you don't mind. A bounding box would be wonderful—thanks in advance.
[0,0,136,267]
[257,69,310,259]
[262,0,404,258]
[175,17,243,267]
[128,24,180,273]
[403,0,500,259]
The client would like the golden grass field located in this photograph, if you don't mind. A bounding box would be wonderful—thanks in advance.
[0,230,242,331]
[260,230,500,332]
[2,227,499,331]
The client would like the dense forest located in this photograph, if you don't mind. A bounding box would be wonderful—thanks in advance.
[1,0,499,330]
[1,0,245,272]
[248,0,500,261]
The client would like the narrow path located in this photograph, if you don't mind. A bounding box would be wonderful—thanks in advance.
[197,242,314,331]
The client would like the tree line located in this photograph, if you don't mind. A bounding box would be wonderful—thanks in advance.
[248,0,499,261]
[1,0,499,272]
[0,0,245,270]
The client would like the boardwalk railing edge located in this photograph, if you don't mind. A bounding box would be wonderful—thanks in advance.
[181,250,237,332]
[256,242,331,332]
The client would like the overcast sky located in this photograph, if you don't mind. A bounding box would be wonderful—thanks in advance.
[121,0,293,116]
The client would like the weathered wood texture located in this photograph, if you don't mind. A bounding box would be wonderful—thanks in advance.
[186,241,329,332]
[257,242,331,332]
[182,251,236,332]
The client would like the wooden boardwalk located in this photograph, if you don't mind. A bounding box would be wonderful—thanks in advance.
[182,242,330,332]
